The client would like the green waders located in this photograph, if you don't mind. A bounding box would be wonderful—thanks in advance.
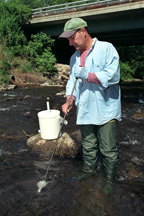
[73,120,118,185]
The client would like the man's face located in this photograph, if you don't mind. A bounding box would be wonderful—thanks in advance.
[68,29,86,51]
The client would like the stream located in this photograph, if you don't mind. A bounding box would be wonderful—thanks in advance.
[0,85,144,216]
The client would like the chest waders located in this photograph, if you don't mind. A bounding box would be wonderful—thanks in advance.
[73,120,118,183]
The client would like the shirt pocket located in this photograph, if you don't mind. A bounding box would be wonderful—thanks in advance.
[91,62,100,73]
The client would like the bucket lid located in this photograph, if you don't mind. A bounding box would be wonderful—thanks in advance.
[38,110,60,119]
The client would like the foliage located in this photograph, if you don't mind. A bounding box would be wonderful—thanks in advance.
[6,0,47,9]
[0,60,11,84]
[117,45,144,80]
[0,1,31,55]
[21,61,33,73]
[35,51,57,75]
[6,0,82,8]
[0,42,33,84]
[2,0,84,7]
[0,1,57,83]
[120,61,135,81]
[0,43,12,83]
[25,32,57,75]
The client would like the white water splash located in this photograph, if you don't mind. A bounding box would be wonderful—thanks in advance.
[37,180,48,193]
[0,107,10,111]
[119,139,139,146]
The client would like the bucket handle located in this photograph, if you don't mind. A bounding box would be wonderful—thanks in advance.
[59,116,68,125]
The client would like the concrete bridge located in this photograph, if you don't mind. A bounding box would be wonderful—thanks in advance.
[28,0,144,45]
[26,0,144,63]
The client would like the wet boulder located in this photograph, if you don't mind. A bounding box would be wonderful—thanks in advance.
[49,63,70,85]
[0,84,17,92]
[132,113,144,120]
[23,111,31,117]
[27,132,79,158]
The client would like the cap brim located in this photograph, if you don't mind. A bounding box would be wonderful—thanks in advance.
[59,30,76,38]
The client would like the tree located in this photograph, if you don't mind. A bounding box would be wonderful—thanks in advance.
[25,32,57,75]
[4,0,84,8]
[0,0,57,83]
[0,1,31,54]
[6,0,48,8]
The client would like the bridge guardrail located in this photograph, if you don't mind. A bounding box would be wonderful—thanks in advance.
[31,0,127,17]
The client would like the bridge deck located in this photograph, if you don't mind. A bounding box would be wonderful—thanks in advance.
[27,0,144,45]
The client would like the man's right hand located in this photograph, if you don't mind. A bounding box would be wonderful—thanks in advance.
[62,98,74,115]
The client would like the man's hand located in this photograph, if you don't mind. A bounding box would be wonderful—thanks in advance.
[62,98,74,115]
[74,66,88,80]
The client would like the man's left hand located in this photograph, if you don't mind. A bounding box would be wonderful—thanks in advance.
[74,66,88,80]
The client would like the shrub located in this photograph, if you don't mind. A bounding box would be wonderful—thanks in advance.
[26,32,57,76]
[0,43,13,84]
[22,61,33,73]
[117,45,144,80]
[0,59,11,84]
[35,49,57,75]
[0,2,57,83]
[120,61,135,81]
[0,1,31,55]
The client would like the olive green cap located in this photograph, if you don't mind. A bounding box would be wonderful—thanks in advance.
[59,18,87,38]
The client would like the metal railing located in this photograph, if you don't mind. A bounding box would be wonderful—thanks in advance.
[32,0,126,17]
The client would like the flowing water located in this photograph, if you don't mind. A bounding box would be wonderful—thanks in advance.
[0,85,143,216]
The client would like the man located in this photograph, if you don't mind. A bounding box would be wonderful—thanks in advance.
[59,18,121,194]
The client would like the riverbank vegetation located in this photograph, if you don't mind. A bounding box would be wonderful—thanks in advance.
[0,0,57,84]
[0,0,144,85]
[117,46,144,81]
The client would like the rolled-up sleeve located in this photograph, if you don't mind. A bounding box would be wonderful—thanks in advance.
[96,45,120,89]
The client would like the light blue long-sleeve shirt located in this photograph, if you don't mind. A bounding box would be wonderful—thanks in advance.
[66,38,121,125]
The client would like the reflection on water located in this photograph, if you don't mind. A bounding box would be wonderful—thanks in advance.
[0,86,144,216]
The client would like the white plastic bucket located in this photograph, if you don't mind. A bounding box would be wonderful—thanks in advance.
[38,109,61,140]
